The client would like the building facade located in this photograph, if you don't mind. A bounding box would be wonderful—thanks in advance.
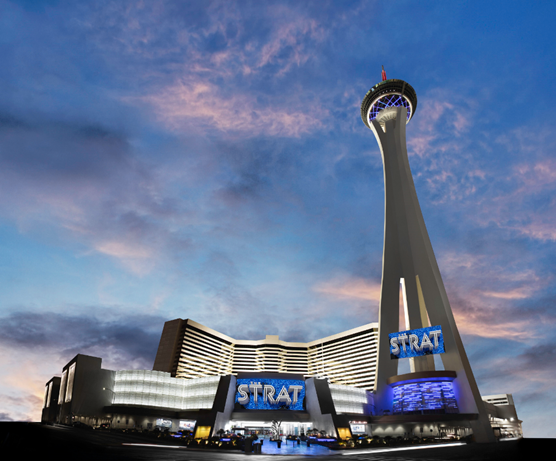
[153,319,378,390]
[42,320,522,441]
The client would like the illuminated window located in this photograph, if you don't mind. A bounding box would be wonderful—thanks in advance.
[65,363,76,403]
[59,370,67,404]
[368,94,412,124]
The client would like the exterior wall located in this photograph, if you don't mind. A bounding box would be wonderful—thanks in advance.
[111,413,164,431]
[372,422,473,439]
[153,318,378,390]
[329,384,372,415]
[57,354,114,426]
[41,376,61,424]
[152,318,187,375]
[175,321,234,378]
[482,393,514,406]
[482,394,522,438]
[113,370,220,410]
[304,378,337,438]
[307,325,378,389]
[212,375,237,436]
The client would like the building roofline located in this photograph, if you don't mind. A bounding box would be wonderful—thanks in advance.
[172,318,379,349]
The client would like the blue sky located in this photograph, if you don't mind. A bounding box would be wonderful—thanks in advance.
[1,0,555,437]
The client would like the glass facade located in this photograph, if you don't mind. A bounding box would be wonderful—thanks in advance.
[113,370,220,410]
[329,384,370,414]
[368,93,412,124]
[65,363,76,403]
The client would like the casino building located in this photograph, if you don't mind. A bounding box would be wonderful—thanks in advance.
[42,318,522,440]
[41,71,523,442]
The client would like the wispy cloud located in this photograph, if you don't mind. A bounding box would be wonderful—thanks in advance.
[137,77,324,137]
[469,130,556,241]
[437,250,553,342]
[313,275,381,302]
[81,2,329,137]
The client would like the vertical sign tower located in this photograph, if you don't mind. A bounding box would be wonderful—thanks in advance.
[360,71,495,442]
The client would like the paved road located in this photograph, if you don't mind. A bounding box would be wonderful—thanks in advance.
[1,423,551,460]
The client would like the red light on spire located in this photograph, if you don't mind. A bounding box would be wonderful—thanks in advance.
[381,65,387,81]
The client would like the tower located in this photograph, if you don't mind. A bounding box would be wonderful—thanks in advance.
[361,73,496,442]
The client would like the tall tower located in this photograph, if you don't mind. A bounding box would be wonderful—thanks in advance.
[361,73,496,442]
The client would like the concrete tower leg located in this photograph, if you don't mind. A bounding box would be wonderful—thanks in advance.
[370,106,495,443]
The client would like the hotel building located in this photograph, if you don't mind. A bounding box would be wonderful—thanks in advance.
[41,318,522,440]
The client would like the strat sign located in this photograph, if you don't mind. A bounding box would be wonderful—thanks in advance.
[389,325,445,359]
[235,378,305,411]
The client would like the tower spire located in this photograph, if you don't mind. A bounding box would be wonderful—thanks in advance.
[381,65,387,81]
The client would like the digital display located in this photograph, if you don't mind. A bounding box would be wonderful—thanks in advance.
[156,418,172,428]
[235,378,305,410]
[392,380,458,414]
[389,325,445,359]
[179,420,196,431]
[350,424,366,434]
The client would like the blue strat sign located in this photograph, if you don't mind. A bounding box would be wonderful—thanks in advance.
[235,378,305,410]
[389,325,445,359]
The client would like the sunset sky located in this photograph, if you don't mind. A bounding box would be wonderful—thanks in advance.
[1,0,555,437]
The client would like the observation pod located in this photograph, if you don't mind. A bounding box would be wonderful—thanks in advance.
[360,79,418,128]
[361,75,496,443]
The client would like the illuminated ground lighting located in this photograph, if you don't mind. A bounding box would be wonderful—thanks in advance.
[121,443,186,449]
[341,442,466,456]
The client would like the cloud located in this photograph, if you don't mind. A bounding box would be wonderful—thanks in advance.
[253,14,325,75]
[76,1,329,137]
[480,288,531,300]
[0,307,167,422]
[136,77,324,137]
[408,91,472,159]
[313,276,381,302]
[469,155,556,242]
[0,310,165,370]
[435,249,555,343]
[0,115,199,274]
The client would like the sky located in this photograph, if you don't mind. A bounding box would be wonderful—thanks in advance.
[1,0,555,438]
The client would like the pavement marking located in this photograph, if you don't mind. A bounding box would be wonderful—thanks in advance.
[341,442,466,456]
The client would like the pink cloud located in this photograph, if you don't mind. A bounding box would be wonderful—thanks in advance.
[471,155,556,241]
[313,276,381,302]
[454,312,530,341]
[480,288,531,300]
[136,78,325,137]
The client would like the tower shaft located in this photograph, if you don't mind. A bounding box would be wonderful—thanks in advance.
[371,106,496,443]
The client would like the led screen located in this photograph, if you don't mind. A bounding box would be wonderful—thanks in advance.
[179,420,196,431]
[392,380,458,414]
[156,418,172,428]
[389,325,445,359]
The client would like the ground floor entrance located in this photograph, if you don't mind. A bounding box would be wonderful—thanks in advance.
[226,420,314,438]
